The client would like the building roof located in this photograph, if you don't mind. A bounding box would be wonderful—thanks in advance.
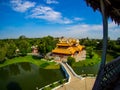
[52,48,73,55]
[52,45,84,55]
[85,0,120,25]
[57,43,70,47]
[52,37,84,55]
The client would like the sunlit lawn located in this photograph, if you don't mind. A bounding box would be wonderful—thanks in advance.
[72,52,100,75]
[73,53,100,67]
[95,50,115,62]
[0,55,59,69]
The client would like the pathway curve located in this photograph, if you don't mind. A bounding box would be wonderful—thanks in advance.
[56,62,95,90]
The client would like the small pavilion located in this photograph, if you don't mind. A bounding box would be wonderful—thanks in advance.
[31,45,38,54]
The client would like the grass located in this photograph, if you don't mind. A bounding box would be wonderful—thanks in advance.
[73,53,100,67]
[95,50,115,62]
[72,52,100,75]
[42,79,67,90]
[72,50,118,75]
[0,55,59,69]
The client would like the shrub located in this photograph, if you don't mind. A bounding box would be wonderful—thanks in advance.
[67,56,75,66]
[43,87,51,90]
[50,83,55,88]
[59,79,64,84]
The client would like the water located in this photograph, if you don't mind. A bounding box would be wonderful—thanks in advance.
[0,62,65,90]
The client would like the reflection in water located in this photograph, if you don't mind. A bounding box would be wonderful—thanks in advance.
[0,62,65,90]
[9,64,20,76]
[7,82,21,90]
[0,68,9,80]
[20,62,31,72]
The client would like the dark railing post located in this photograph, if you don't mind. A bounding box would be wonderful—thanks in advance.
[93,0,108,89]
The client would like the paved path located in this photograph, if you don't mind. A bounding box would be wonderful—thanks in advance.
[56,63,95,90]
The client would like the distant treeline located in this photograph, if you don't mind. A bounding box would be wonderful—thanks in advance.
[80,37,120,59]
[0,35,120,63]
[0,35,58,63]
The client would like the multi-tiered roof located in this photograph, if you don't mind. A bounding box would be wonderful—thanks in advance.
[52,38,84,55]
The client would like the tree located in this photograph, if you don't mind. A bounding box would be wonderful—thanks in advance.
[117,37,120,44]
[107,40,115,51]
[96,40,102,50]
[0,41,7,63]
[38,36,57,55]
[67,56,75,66]
[38,41,46,55]
[6,40,16,59]
[19,35,27,39]
[18,40,29,56]
[0,47,6,63]
[87,47,94,59]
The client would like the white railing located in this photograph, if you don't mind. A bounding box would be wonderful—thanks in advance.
[65,62,83,79]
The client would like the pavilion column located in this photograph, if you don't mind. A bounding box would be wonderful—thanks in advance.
[93,0,108,89]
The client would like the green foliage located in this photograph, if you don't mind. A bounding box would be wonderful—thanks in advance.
[0,36,58,60]
[0,47,6,62]
[59,79,64,84]
[43,87,51,90]
[0,41,7,62]
[19,35,27,39]
[67,56,75,66]
[50,83,55,88]
[32,55,43,60]
[17,40,29,56]
[42,79,67,90]
[95,50,119,62]
[86,47,94,59]
[6,40,16,59]
[73,53,100,67]
[0,36,119,65]
[117,37,120,44]
[38,36,58,54]
[40,63,49,68]
[0,55,60,68]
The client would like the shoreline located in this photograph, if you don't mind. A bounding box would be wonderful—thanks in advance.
[0,55,59,69]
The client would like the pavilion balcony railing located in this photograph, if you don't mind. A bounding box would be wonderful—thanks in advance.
[96,56,120,90]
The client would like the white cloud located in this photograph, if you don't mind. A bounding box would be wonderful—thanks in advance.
[108,22,120,39]
[10,0,72,24]
[10,0,36,12]
[29,5,72,24]
[30,6,61,21]
[58,17,72,24]
[66,23,102,34]
[73,17,84,21]
[45,0,59,4]
[61,22,120,39]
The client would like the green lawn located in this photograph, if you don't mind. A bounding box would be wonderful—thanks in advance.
[73,53,100,67]
[72,50,118,75]
[72,52,100,75]
[95,50,115,62]
[0,55,59,69]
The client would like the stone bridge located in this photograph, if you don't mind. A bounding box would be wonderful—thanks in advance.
[56,62,95,90]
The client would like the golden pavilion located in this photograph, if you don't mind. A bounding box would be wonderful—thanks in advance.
[52,37,84,58]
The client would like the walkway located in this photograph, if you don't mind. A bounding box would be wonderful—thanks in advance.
[56,62,95,90]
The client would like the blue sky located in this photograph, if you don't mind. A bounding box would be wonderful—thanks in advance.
[0,0,119,39]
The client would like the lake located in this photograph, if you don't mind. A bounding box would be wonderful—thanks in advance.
[0,62,65,90]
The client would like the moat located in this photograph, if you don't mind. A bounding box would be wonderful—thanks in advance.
[0,62,65,90]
